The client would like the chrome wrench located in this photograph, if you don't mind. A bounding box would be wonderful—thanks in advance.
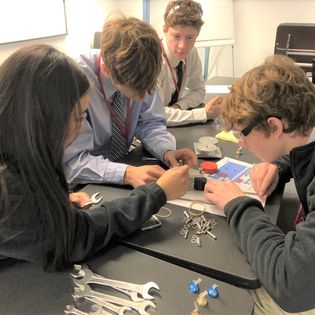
[71,264,159,300]
[73,284,156,315]
[73,295,131,315]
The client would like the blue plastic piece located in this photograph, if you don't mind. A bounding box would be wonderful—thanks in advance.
[207,285,218,298]
[188,281,200,293]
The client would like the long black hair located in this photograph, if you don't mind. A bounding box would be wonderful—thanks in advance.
[0,44,90,270]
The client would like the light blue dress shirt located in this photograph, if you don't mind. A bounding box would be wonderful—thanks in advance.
[63,50,176,185]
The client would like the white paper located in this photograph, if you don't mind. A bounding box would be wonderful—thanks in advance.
[169,157,265,216]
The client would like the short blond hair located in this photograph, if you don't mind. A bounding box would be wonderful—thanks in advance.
[222,55,315,136]
[101,16,162,98]
[164,0,204,32]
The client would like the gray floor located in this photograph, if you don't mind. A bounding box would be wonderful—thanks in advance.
[276,179,299,233]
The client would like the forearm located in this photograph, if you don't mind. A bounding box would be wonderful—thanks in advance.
[224,196,315,312]
[64,152,128,185]
[165,107,207,126]
[70,183,166,260]
[176,89,205,110]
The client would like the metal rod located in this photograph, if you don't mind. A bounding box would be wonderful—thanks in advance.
[275,46,315,56]
[295,62,312,67]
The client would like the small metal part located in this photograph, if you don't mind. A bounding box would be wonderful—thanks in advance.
[180,228,189,239]
[206,230,217,240]
[83,192,103,208]
[177,159,184,166]
[191,235,201,247]
[236,146,242,156]
[196,291,208,307]
[141,215,162,231]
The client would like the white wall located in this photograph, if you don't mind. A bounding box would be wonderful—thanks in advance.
[0,0,115,64]
[0,0,315,78]
[233,0,315,77]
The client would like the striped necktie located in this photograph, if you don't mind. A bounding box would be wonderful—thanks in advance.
[169,61,183,106]
[110,91,128,161]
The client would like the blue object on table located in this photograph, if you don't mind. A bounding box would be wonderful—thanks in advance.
[207,284,218,298]
[188,278,201,293]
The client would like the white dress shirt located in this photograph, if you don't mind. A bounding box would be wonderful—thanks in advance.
[158,38,207,127]
[63,49,176,185]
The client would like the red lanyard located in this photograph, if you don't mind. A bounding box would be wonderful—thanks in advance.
[161,42,186,96]
[96,53,131,139]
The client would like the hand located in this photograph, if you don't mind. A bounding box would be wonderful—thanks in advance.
[124,165,165,187]
[69,192,91,208]
[204,178,244,211]
[156,165,190,200]
[205,96,223,120]
[163,148,197,168]
[250,163,279,198]
[169,103,181,109]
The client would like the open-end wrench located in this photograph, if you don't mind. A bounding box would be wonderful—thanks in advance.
[65,304,111,315]
[73,284,156,315]
[83,193,103,208]
[73,295,131,315]
[71,264,159,300]
[72,275,144,302]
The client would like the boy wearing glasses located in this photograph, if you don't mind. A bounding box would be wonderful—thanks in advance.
[158,0,222,126]
[204,55,315,314]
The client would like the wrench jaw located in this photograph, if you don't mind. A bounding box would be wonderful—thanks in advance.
[141,282,160,300]
[82,192,103,208]
[90,192,103,204]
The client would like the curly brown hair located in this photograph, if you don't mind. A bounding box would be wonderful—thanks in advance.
[222,55,315,137]
[101,16,162,98]
[164,0,204,32]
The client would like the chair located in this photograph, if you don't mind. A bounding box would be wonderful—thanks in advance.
[274,23,315,73]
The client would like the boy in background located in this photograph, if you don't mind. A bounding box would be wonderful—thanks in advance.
[158,0,222,126]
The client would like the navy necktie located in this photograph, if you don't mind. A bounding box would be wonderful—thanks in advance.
[110,91,128,161]
[169,61,183,106]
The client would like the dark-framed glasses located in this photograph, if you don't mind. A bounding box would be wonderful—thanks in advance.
[232,116,281,140]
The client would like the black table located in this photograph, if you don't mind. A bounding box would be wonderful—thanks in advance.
[0,245,253,315]
[82,184,259,289]
[81,109,284,290]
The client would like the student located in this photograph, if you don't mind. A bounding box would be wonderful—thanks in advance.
[204,55,315,314]
[63,16,197,187]
[0,44,190,271]
[158,0,222,127]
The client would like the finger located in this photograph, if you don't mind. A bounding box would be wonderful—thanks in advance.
[183,153,197,167]
[257,168,275,196]
[147,166,165,177]
[204,178,217,192]
[179,164,190,174]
